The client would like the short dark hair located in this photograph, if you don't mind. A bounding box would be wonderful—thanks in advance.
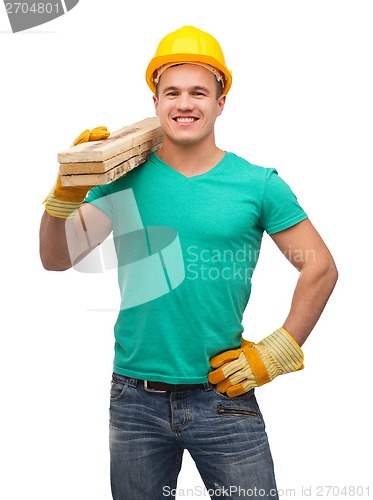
[215,78,224,98]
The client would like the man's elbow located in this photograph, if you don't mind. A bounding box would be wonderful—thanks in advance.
[329,260,339,285]
[320,255,339,292]
[302,252,338,292]
[42,263,72,272]
[40,253,72,272]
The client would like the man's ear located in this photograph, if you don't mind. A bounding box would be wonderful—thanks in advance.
[153,94,159,116]
[217,95,226,116]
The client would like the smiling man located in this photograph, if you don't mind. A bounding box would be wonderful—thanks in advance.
[153,63,226,175]
[40,25,338,500]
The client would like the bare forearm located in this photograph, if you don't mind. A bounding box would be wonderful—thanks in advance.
[282,261,338,346]
[40,203,113,272]
[39,211,72,271]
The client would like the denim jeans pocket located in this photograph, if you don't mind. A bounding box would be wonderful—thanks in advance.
[210,385,264,421]
[110,374,129,402]
[216,403,260,418]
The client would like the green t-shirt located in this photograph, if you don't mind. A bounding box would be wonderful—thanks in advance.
[84,152,307,383]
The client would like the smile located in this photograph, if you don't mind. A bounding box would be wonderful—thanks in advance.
[174,117,198,123]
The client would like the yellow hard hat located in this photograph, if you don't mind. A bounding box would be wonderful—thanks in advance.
[145,25,232,95]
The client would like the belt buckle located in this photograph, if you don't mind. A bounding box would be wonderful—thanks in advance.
[144,380,167,394]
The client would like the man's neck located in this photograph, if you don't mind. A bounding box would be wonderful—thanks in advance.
[156,140,225,178]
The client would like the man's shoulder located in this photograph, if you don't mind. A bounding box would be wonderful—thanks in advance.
[223,152,276,180]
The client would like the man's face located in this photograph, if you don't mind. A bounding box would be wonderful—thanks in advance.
[153,64,226,147]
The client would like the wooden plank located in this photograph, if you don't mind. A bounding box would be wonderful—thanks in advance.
[58,117,162,164]
[59,137,163,175]
[60,143,162,186]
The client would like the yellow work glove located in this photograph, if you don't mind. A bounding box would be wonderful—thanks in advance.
[44,126,110,218]
[208,327,304,397]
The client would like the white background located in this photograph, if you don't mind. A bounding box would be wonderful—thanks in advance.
[1,1,372,498]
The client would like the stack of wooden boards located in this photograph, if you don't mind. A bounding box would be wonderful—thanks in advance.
[58,117,163,186]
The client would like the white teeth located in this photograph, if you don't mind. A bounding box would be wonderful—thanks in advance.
[176,117,195,122]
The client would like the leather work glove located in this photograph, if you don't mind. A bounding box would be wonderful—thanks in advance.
[208,327,304,397]
[44,126,110,218]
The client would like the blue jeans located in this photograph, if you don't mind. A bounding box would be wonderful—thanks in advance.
[109,373,279,500]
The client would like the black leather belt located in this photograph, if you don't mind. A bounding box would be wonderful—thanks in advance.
[143,380,204,393]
